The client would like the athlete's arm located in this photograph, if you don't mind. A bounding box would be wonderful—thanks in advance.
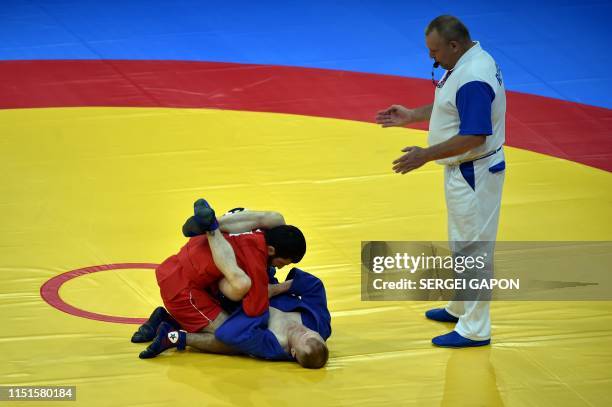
[219,210,285,233]
[268,280,292,298]
[207,229,252,301]
[207,208,286,302]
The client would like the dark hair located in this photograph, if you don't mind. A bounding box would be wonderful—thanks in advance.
[264,225,306,263]
[425,15,471,44]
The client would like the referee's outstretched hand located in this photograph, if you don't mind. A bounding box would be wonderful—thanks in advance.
[392,146,428,174]
[375,105,415,127]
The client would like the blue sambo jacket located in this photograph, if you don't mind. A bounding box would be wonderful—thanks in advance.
[214,267,331,360]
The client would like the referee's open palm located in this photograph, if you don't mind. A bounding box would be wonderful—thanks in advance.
[375,105,415,127]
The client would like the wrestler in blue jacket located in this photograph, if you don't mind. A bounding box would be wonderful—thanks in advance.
[215,267,331,366]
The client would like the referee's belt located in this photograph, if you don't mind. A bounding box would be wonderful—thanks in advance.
[456,145,503,165]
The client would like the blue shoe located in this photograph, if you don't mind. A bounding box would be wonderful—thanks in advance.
[432,331,490,348]
[131,307,181,343]
[193,199,219,232]
[139,322,187,359]
[182,215,207,237]
[425,308,459,323]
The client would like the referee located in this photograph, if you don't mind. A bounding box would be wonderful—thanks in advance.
[376,15,506,347]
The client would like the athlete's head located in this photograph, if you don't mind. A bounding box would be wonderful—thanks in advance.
[264,225,306,268]
[425,15,472,70]
[289,326,329,369]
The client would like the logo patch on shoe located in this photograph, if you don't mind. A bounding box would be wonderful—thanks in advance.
[167,331,179,344]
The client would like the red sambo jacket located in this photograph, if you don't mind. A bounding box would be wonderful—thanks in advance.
[156,230,269,317]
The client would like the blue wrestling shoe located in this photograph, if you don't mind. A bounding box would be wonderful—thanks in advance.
[182,216,206,237]
[193,198,219,232]
[432,331,490,348]
[181,199,220,237]
[425,308,459,323]
[131,307,180,343]
[138,322,187,359]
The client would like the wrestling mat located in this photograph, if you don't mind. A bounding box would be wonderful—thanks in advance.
[2,1,612,406]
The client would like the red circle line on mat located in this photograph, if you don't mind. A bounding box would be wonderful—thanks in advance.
[40,263,158,325]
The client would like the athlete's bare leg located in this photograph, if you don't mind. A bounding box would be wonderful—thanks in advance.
[185,311,240,355]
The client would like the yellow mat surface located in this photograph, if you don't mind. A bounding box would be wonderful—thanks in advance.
[1,107,611,406]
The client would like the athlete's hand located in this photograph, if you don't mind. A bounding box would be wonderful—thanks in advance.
[392,146,429,174]
[268,280,293,298]
[376,105,417,127]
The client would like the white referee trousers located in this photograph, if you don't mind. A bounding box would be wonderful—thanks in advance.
[444,148,505,341]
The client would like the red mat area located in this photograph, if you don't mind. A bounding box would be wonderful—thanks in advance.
[2,60,610,171]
